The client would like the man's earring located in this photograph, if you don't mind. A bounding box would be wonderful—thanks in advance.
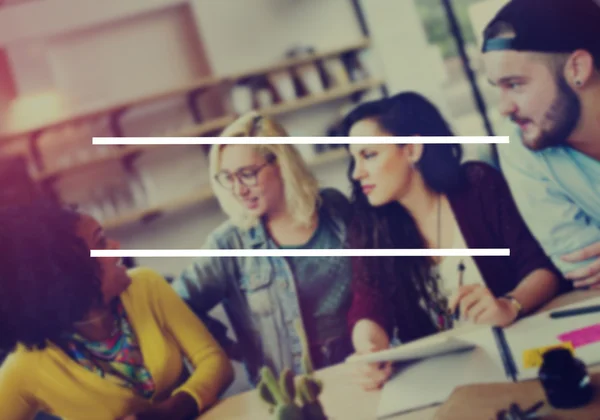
[575,80,582,87]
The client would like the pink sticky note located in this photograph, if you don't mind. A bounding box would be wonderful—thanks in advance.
[558,324,600,349]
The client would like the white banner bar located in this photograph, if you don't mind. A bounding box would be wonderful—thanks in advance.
[92,136,509,146]
[91,248,510,258]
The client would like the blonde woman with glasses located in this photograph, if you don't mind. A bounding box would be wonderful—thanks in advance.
[173,112,353,385]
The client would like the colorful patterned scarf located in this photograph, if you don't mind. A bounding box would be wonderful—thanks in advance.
[66,300,156,399]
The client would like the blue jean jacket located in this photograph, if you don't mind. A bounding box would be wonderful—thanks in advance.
[172,189,353,384]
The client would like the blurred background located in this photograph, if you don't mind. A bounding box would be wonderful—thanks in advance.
[0,0,510,396]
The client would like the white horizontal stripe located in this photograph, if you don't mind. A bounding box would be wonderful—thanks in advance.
[92,136,509,145]
[91,248,510,258]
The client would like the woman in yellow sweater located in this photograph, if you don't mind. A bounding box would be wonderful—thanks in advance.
[0,202,233,420]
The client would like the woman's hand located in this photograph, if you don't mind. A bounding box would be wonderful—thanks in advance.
[448,285,519,327]
[351,319,393,391]
[118,392,198,420]
[353,355,393,391]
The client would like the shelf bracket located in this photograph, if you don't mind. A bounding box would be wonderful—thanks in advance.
[140,210,163,225]
[187,88,206,124]
[39,178,61,203]
[349,85,372,103]
[122,149,144,174]
[28,130,45,174]
[109,108,128,138]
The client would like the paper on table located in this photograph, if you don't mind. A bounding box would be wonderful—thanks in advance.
[376,345,507,418]
[346,334,475,365]
[374,296,600,418]
[504,296,600,381]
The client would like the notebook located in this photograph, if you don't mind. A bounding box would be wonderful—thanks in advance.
[346,333,476,365]
[376,339,507,418]
[351,296,600,418]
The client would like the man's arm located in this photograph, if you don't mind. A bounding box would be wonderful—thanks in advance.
[497,133,600,282]
[562,243,600,288]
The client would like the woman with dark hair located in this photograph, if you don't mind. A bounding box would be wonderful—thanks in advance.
[0,202,233,420]
[342,92,562,390]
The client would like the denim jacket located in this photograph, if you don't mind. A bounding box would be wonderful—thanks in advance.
[172,189,352,384]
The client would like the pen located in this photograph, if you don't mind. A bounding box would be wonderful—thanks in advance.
[549,304,600,319]
[453,260,465,321]
[493,326,518,382]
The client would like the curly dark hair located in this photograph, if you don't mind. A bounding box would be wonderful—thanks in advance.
[0,201,103,352]
[342,92,464,342]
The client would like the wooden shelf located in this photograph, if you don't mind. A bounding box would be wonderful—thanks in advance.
[0,75,222,142]
[169,115,236,137]
[33,115,236,182]
[103,185,215,230]
[223,39,370,83]
[0,39,370,142]
[33,146,147,182]
[2,36,375,230]
[262,78,382,116]
[103,148,350,230]
[33,80,378,182]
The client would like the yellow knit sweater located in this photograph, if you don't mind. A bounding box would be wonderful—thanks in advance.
[0,267,233,420]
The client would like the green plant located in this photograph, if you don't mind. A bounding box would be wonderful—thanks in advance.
[257,367,327,420]
[415,0,483,59]
[298,376,327,420]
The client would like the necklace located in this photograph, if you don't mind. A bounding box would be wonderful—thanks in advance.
[73,310,110,326]
[437,194,442,249]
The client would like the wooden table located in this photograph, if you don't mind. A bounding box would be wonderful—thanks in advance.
[200,290,600,420]
[435,366,600,420]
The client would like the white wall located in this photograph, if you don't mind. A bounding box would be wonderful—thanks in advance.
[0,0,186,44]
[359,0,449,115]
[0,0,368,103]
[468,0,510,48]
[4,40,53,95]
[191,0,377,138]
[47,4,211,112]
[2,4,214,133]
[192,0,365,74]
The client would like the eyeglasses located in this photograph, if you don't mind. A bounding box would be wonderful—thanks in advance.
[214,155,276,189]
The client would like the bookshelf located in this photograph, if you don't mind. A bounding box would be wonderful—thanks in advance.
[34,79,380,182]
[0,39,371,142]
[0,38,380,229]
